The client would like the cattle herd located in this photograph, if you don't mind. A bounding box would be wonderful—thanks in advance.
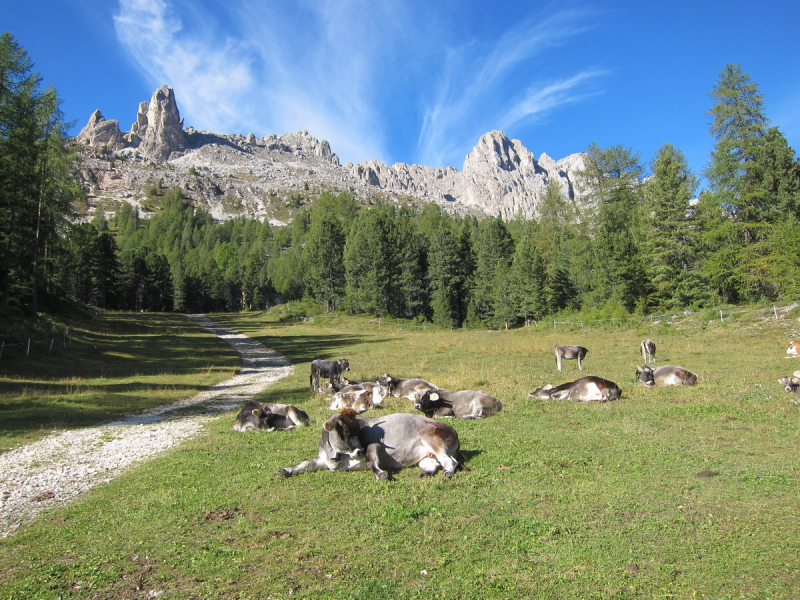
[229,337,800,480]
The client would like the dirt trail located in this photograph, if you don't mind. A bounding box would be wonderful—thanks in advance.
[0,314,293,538]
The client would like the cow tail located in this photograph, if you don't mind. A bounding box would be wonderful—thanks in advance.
[456,451,471,472]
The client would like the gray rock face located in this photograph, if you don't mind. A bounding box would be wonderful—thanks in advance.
[77,86,588,224]
[76,110,127,152]
[78,86,185,162]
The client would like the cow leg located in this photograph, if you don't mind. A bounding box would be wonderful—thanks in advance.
[365,443,389,481]
[434,407,455,418]
[279,455,367,477]
[278,457,330,477]
[417,455,440,477]
[577,355,583,370]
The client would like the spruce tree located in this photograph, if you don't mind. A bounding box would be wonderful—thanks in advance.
[343,210,392,315]
[644,143,709,309]
[510,227,547,325]
[302,210,345,312]
[472,217,514,323]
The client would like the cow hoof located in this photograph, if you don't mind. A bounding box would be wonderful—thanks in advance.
[276,468,291,478]
[375,471,388,481]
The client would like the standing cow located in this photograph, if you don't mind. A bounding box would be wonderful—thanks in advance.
[310,359,350,392]
[529,376,621,402]
[278,410,465,480]
[635,365,698,386]
[555,345,589,371]
[232,400,310,432]
[641,339,656,364]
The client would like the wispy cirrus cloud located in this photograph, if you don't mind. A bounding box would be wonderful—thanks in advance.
[112,0,605,167]
[417,9,605,167]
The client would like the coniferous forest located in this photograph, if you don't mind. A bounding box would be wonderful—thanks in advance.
[2,34,800,326]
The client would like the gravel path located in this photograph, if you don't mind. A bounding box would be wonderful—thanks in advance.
[0,314,293,539]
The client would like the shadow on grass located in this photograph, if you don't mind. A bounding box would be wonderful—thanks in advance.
[246,333,383,365]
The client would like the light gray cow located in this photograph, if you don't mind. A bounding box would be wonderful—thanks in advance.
[641,339,656,365]
[378,373,438,400]
[278,410,465,480]
[635,365,698,386]
[413,389,503,419]
[232,401,310,432]
[529,376,621,402]
[555,345,589,371]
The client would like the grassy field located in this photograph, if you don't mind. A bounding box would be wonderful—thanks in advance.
[1,307,799,598]
[0,310,241,450]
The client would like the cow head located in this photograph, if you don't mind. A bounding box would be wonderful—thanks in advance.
[371,385,388,405]
[338,360,351,372]
[322,409,363,458]
[232,402,272,432]
[779,376,800,393]
[413,389,439,412]
[527,384,555,399]
[378,373,393,387]
[635,365,656,386]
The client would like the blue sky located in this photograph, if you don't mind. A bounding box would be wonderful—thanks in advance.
[6,0,800,186]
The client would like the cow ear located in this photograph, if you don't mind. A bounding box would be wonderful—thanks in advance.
[252,409,261,418]
[322,416,337,432]
[429,392,439,401]
[543,384,554,390]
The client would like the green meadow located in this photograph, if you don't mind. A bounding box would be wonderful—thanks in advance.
[1,308,799,599]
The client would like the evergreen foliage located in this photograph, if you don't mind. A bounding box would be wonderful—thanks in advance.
[1,38,796,325]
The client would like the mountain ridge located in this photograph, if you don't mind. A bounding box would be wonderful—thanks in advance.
[76,85,587,223]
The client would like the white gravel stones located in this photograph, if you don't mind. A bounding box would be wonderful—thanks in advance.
[0,314,293,538]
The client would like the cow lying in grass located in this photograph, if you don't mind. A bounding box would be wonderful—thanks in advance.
[529,376,621,402]
[778,370,800,393]
[635,365,698,386]
[328,385,387,413]
[232,400,310,432]
[278,409,466,480]
[413,389,503,419]
[379,373,438,400]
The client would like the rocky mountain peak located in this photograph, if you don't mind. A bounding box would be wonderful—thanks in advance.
[76,86,588,224]
[78,85,185,162]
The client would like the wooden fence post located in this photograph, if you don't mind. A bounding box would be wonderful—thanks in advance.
[720,310,724,323]
[774,305,779,320]
[26,339,30,356]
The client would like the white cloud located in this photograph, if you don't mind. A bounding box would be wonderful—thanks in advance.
[112,1,605,167]
[416,9,604,168]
